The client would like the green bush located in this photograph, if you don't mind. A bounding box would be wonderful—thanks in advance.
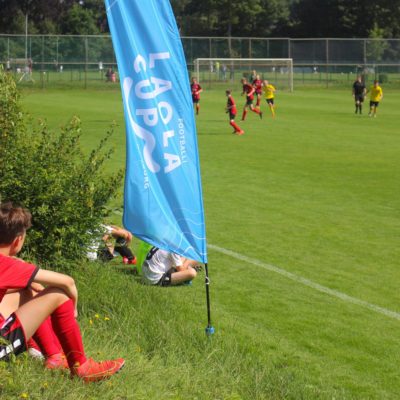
[378,73,388,83]
[0,67,124,268]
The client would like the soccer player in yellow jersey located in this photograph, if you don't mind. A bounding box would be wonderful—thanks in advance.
[368,80,383,117]
[262,80,276,117]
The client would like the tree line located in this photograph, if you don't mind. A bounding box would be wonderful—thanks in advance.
[1,0,399,38]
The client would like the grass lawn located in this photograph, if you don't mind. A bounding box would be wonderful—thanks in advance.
[2,85,399,399]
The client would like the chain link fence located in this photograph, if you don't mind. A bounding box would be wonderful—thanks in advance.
[1,34,399,89]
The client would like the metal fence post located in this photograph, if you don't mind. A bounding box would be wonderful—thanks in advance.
[41,35,44,89]
[84,36,88,90]
[326,39,329,89]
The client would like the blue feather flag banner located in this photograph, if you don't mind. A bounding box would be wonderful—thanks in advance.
[105,0,207,263]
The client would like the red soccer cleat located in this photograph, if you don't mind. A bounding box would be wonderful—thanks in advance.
[46,352,69,370]
[123,256,137,265]
[72,357,125,382]
[128,257,137,265]
[238,130,244,136]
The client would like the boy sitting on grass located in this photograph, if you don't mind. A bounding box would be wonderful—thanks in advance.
[0,202,125,382]
[141,246,201,286]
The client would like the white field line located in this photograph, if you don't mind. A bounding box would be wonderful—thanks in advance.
[208,243,400,322]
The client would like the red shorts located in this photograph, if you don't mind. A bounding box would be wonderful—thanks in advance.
[0,313,27,361]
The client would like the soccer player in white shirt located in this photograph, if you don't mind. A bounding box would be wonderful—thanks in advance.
[142,247,199,286]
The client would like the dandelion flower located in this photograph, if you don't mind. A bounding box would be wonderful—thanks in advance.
[21,394,28,399]
[43,382,48,387]
[94,314,99,318]
[89,319,93,324]
[104,317,110,321]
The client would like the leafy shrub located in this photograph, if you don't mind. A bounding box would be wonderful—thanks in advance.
[378,73,388,83]
[0,67,124,268]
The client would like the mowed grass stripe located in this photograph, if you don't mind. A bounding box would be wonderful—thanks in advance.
[209,243,400,321]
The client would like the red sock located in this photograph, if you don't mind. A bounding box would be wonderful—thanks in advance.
[196,104,199,114]
[252,108,261,115]
[33,316,61,357]
[230,121,240,131]
[51,299,87,369]
[256,97,261,107]
[242,109,247,120]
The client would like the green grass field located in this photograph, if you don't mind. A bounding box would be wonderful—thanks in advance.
[2,86,399,399]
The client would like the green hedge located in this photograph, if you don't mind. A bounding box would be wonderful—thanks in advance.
[0,67,124,269]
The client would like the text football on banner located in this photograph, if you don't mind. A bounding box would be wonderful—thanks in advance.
[105,0,207,263]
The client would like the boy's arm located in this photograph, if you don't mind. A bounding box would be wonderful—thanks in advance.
[176,257,197,271]
[33,269,78,316]
[110,225,133,243]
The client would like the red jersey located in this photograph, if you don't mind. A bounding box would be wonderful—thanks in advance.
[227,96,237,115]
[243,83,254,100]
[191,83,202,100]
[0,254,39,303]
[252,79,263,93]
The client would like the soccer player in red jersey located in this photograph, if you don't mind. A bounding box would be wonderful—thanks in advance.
[225,90,244,135]
[240,77,262,121]
[252,74,263,109]
[0,203,125,382]
[191,77,203,115]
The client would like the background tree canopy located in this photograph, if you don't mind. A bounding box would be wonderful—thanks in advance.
[0,0,399,38]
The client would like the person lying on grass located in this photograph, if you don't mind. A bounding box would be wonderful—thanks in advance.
[0,202,125,382]
[141,246,201,286]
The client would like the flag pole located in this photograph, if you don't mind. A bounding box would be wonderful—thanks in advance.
[204,263,214,336]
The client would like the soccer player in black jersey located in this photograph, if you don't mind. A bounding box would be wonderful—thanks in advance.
[352,75,366,114]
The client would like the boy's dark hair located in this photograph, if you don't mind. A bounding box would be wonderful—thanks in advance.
[0,203,31,245]
[226,90,232,95]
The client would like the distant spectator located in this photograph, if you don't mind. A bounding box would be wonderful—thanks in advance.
[106,67,113,82]
[221,64,227,79]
